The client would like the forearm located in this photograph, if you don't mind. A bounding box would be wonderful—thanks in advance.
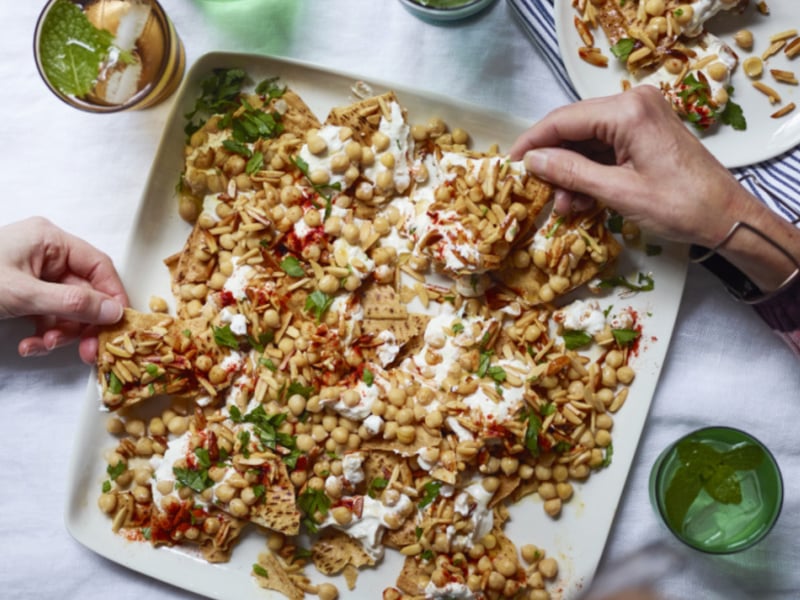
[715,191,800,292]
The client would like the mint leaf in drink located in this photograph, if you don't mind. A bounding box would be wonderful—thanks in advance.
[39,0,113,97]
[704,463,742,505]
[664,465,703,532]
[722,443,764,471]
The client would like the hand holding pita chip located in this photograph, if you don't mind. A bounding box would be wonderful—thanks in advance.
[0,217,128,363]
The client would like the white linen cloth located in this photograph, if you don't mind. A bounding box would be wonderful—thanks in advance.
[0,1,797,599]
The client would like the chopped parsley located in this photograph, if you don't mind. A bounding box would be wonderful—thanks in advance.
[367,477,389,498]
[101,480,112,493]
[173,465,214,493]
[298,488,331,533]
[610,38,635,62]
[290,155,342,218]
[252,563,269,578]
[612,328,640,347]
[305,290,334,323]
[562,329,593,350]
[418,481,443,509]
[245,151,264,175]
[184,68,247,137]
[255,76,286,99]
[719,96,747,131]
[545,216,564,238]
[108,371,123,395]
[521,408,542,457]
[598,272,655,292]
[287,380,314,400]
[280,255,305,278]
[363,368,375,386]
[601,442,614,469]
[451,322,464,334]
[259,357,277,371]
[229,405,294,456]
[107,461,126,481]
[213,324,240,350]
[607,211,624,234]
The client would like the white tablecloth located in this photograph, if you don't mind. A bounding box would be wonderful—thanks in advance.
[1,1,797,599]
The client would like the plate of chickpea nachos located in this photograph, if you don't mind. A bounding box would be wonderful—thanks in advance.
[557,0,800,169]
[67,52,689,600]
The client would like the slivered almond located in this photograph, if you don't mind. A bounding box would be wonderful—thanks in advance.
[771,69,799,84]
[578,46,608,67]
[574,16,594,47]
[753,81,782,104]
[762,40,786,61]
[786,38,800,59]
[769,29,797,43]
[771,103,796,118]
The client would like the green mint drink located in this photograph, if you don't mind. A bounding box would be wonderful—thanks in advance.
[650,427,783,553]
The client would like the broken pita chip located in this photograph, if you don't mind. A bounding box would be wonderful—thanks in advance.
[311,529,376,575]
[325,91,401,146]
[247,460,302,536]
[253,551,305,600]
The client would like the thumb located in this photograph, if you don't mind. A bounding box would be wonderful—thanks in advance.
[23,279,124,325]
[523,148,621,202]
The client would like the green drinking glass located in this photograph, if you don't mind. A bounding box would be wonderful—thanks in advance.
[649,426,783,554]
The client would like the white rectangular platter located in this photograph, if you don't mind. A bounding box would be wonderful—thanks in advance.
[66,51,689,600]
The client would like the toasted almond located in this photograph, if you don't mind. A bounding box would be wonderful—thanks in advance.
[770,29,797,43]
[771,102,796,118]
[770,69,799,84]
[762,40,786,61]
[578,46,608,67]
[753,80,782,104]
[574,16,594,47]
[785,37,800,59]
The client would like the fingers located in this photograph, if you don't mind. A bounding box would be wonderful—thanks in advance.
[44,227,130,305]
[523,146,624,203]
[14,278,124,326]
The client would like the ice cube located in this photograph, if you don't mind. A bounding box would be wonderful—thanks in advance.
[683,491,724,546]
[114,2,151,52]
[98,61,143,104]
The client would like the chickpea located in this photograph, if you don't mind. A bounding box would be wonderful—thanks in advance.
[616,365,636,385]
[451,127,469,145]
[674,4,694,25]
[487,571,506,592]
[306,132,327,155]
[318,274,340,295]
[317,583,339,600]
[373,132,391,152]
[494,556,518,578]
[539,557,559,579]
[734,28,754,51]
[707,61,729,82]
[521,544,541,565]
[543,498,562,517]
[98,493,117,514]
[106,417,124,435]
[148,295,169,313]
[645,0,665,16]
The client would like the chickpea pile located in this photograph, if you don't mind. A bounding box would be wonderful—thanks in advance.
[96,71,645,600]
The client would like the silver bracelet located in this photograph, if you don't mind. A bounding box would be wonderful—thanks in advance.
[689,178,800,304]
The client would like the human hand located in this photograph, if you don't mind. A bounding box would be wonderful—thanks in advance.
[509,86,760,249]
[0,217,128,363]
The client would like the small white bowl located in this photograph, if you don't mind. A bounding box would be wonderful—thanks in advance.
[398,0,497,23]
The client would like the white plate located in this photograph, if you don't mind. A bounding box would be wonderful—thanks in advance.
[555,1,800,169]
[65,51,689,600]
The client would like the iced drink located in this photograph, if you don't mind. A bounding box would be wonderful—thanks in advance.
[650,427,783,554]
[35,0,185,112]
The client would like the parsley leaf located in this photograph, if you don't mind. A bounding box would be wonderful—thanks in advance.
[562,329,593,350]
[612,328,639,347]
[252,563,269,578]
[280,255,305,277]
[298,488,331,533]
[599,272,655,292]
[213,324,240,350]
[173,466,214,493]
[107,461,126,481]
[418,481,442,509]
[305,290,334,323]
[367,477,389,498]
[610,38,635,61]
[108,371,123,395]
[363,368,375,386]
[720,97,747,131]
[184,68,247,137]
